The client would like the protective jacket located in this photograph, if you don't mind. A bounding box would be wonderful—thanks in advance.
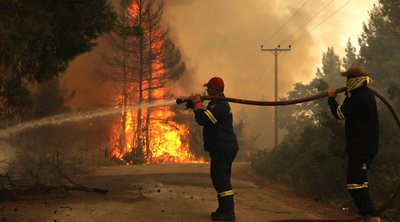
[194,94,239,152]
[328,84,379,155]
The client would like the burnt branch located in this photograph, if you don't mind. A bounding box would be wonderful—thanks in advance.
[55,152,108,194]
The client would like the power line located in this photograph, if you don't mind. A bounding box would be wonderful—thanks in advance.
[290,0,354,45]
[245,51,261,88]
[261,46,291,148]
[280,0,336,45]
[244,0,351,99]
[237,51,261,98]
[263,0,310,45]
[244,59,273,99]
[245,0,310,99]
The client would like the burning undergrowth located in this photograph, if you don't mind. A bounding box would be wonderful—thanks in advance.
[109,79,205,164]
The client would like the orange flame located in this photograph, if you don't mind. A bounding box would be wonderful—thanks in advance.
[109,1,204,164]
[110,101,203,164]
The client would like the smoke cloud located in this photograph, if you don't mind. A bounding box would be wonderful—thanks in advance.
[0,141,16,174]
[63,0,376,149]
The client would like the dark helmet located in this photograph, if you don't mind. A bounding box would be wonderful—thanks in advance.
[340,66,370,78]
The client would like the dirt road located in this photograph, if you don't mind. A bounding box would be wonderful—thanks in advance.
[0,163,355,222]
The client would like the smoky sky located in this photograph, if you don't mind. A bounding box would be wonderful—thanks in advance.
[63,0,376,149]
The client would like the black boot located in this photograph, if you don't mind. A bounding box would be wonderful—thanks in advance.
[348,188,378,217]
[211,211,235,221]
[211,196,222,215]
[211,195,235,221]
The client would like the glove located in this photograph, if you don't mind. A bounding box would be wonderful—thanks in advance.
[327,87,337,97]
[190,94,203,110]
[190,94,202,103]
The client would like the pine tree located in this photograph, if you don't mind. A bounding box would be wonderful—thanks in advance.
[0,0,116,125]
[320,47,342,89]
[358,2,400,218]
[359,0,400,101]
[342,39,360,70]
[279,47,342,136]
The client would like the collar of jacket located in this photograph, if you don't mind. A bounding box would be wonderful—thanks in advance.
[345,83,367,97]
[210,93,225,100]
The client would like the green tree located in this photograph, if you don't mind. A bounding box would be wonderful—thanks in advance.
[359,0,400,102]
[253,1,400,216]
[30,79,74,119]
[278,77,327,137]
[0,0,116,125]
[342,39,360,70]
[358,1,400,218]
[253,47,348,202]
[320,47,342,88]
[279,47,343,137]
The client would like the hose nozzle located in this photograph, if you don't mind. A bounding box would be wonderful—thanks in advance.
[176,98,190,104]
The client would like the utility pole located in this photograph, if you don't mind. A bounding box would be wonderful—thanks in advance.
[261,45,291,148]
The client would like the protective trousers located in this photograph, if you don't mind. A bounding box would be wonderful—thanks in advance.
[209,149,238,213]
[346,155,379,217]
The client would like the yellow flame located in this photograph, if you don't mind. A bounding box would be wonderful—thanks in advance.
[109,1,204,164]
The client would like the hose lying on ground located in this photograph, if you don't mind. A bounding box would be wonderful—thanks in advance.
[177,87,399,221]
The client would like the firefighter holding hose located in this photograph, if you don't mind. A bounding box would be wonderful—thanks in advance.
[188,77,239,221]
[327,66,381,222]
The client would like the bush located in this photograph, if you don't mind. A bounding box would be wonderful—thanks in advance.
[250,122,400,220]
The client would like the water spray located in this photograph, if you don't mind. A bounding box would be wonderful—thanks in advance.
[0,100,177,138]
[0,86,348,138]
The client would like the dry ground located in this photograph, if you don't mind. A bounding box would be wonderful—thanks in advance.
[0,162,357,222]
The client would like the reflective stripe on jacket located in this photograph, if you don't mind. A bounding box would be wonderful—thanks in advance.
[194,95,239,152]
[328,84,379,155]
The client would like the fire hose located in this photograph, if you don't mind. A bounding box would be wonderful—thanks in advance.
[177,86,400,221]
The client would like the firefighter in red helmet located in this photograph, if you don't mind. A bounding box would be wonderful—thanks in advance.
[189,77,239,221]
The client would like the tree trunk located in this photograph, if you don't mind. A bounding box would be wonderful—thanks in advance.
[135,0,144,161]
[119,6,129,156]
[145,22,153,160]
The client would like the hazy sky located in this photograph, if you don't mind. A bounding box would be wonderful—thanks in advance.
[63,0,378,149]
[163,0,377,96]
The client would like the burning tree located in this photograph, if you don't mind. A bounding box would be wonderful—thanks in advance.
[101,0,200,164]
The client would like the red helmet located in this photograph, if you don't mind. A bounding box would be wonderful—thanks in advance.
[203,77,224,89]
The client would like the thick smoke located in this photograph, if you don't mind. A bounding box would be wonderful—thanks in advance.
[63,0,376,149]
[162,0,376,149]
[0,141,16,174]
